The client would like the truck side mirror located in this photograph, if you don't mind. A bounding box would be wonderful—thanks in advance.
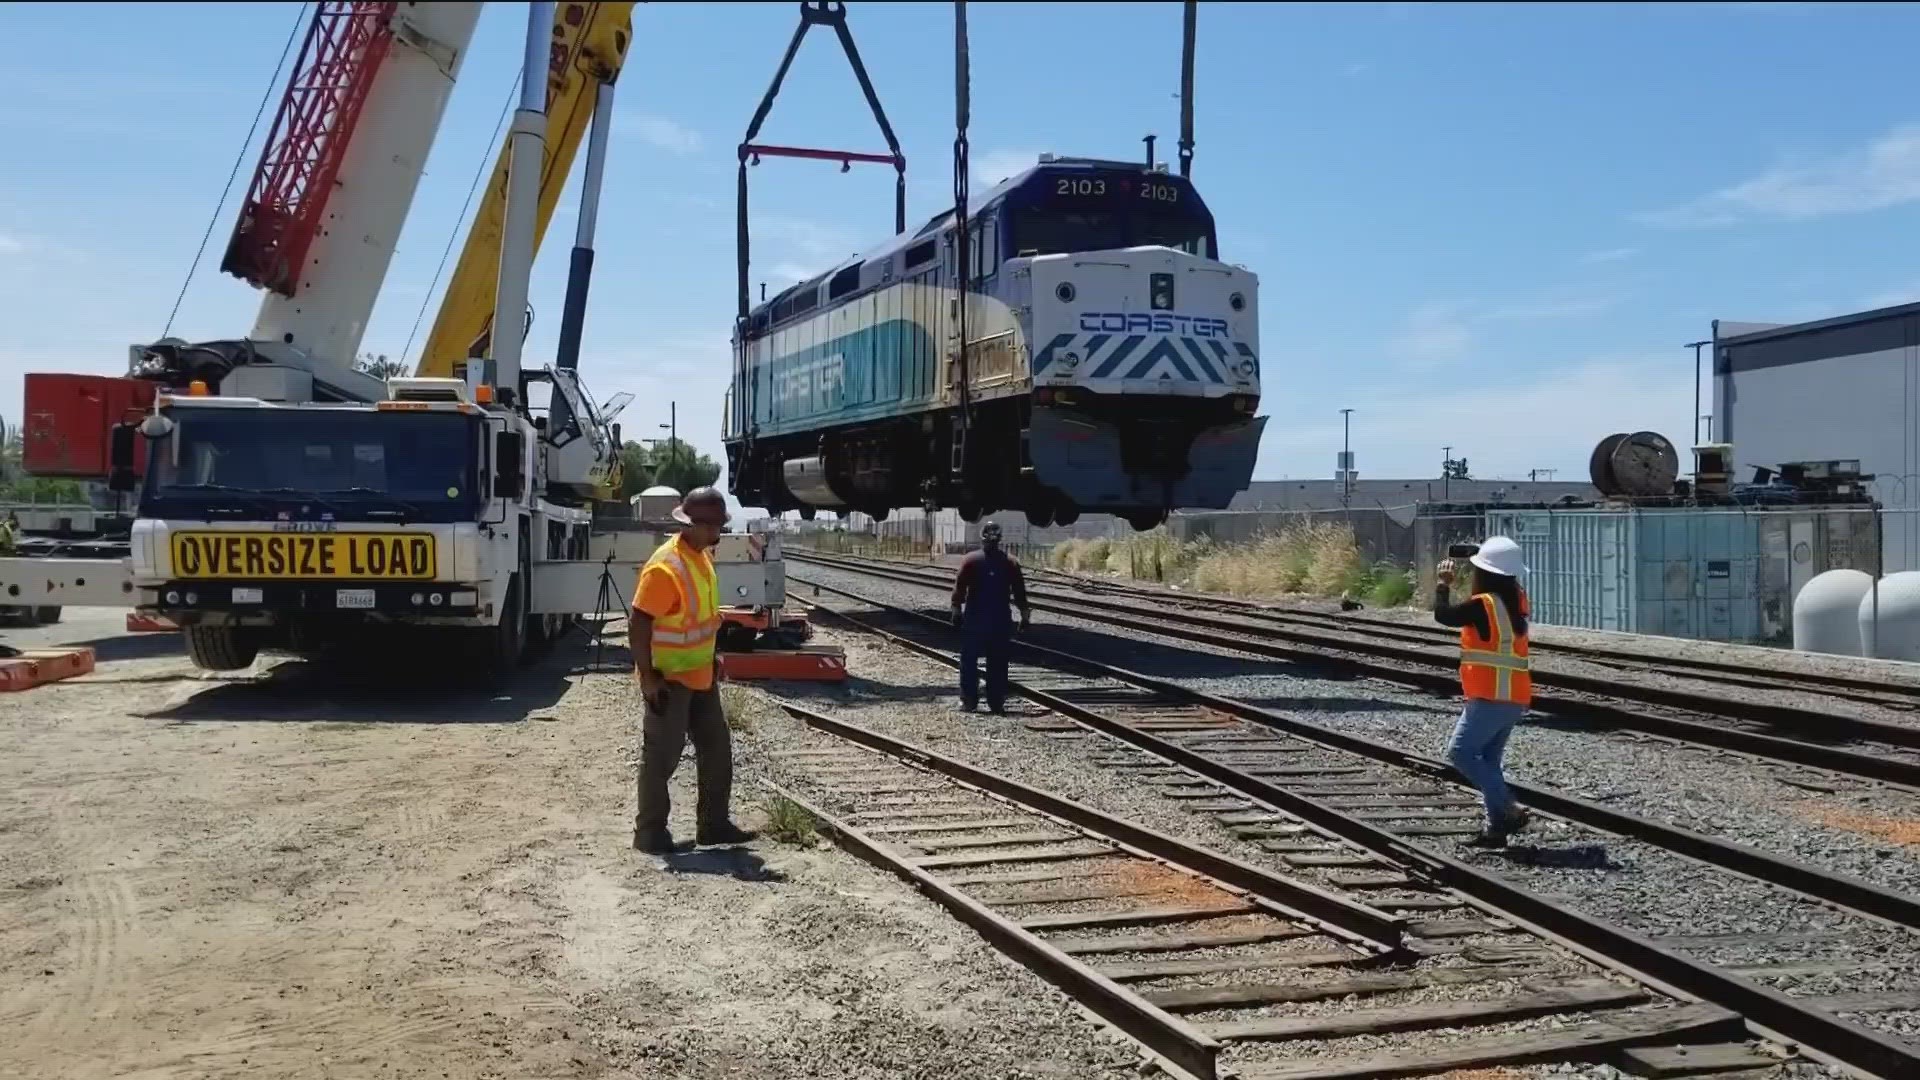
[108,423,137,493]
[495,431,526,499]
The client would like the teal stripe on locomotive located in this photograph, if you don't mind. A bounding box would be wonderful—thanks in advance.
[748,317,942,437]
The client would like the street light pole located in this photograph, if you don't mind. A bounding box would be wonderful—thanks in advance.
[1686,338,1710,447]
[1339,407,1354,508]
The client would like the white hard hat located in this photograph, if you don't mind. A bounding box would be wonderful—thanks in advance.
[1469,535,1527,578]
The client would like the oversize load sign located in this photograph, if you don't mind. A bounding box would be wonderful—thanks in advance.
[169,532,436,580]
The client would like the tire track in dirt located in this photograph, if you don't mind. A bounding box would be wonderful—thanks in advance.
[35,872,137,1036]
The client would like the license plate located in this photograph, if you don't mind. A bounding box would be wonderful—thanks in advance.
[231,587,264,605]
[169,532,437,580]
[335,589,376,610]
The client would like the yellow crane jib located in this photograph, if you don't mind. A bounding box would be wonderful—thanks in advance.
[416,0,635,377]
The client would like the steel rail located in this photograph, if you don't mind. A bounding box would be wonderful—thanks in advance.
[789,574,1920,931]
[767,782,1226,1080]
[789,552,1920,787]
[789,580,1920,1080]
[776,699,1405,950]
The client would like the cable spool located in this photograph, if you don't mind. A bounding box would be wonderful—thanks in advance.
[1590,431,1679,498]
[1590,433,1627,495]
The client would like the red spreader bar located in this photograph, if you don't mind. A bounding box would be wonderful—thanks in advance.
[742,142,902,169]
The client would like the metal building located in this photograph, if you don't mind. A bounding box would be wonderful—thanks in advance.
[1715,306,1920,571]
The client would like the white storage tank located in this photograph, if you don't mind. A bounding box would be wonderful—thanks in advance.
[633,484,681,526]
[1794,568,1872,656]
[1858,571,1920,661]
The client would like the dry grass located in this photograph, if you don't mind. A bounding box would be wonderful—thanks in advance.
[719,684,763,732]
[759,794,819,847]
[1046,524,1425,606]
[1796,802,1920,847]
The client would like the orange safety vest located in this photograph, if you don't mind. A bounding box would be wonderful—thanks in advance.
[1459,590,1531,706]
[643,537,721,677]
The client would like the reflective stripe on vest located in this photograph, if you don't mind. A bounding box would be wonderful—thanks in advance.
[646,540,720,674]
[1459,591,1531,704]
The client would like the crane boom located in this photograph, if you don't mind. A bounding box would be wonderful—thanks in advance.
[248,1,484,390]
[414,1,634,378]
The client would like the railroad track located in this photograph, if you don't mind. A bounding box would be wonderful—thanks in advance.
[766,695,1919,1080]
[1028,568,1920,713]
[790,550,1920,790]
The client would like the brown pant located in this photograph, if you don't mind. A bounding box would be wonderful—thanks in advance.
[636,681,732,833]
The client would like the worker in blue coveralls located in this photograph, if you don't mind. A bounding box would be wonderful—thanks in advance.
[949,521,1031,713]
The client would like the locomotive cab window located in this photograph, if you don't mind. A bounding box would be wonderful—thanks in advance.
[828,263,862,301]
[1012,208,1215,260]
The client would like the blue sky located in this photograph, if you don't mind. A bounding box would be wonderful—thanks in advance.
[4,1,1917,497]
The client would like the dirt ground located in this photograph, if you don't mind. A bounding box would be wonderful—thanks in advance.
[0,611,1138,1080]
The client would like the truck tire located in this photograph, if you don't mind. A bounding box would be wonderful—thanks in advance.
[185,626,260,671]
[34,606,61,625]
[476,573,526,683]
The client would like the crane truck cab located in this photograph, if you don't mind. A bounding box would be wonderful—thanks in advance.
[115,375,587,674]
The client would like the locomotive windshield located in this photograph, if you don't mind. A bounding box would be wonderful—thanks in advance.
[1010,209,1214,259]
[1008,169,1216,259]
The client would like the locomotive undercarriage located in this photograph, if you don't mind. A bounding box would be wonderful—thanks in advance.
[726,392,1254,533]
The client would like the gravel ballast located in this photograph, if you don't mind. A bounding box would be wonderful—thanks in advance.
[781,561,1920,1058]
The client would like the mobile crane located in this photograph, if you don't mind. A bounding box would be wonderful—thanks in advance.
[2,1,636,677]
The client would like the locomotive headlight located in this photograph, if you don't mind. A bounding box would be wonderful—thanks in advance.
[1061,351,1081,369]
[1229,292,1246,313]
[1055,282,1076,303]
[1237,360,1255,378]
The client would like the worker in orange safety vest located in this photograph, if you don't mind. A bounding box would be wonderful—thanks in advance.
[630,487,757,855]
[1433,535,1535,847]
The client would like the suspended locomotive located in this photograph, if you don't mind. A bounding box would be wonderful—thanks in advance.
[723,153,1265,532]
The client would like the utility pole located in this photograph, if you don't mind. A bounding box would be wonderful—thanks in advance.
[1339,408,1355,509]
[1442,445,1452,501]
[1686,338,1711,447]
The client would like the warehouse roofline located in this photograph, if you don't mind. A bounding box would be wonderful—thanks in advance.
[1715,300,1920,347]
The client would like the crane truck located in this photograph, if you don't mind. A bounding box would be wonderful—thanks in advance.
[0,1,827,684]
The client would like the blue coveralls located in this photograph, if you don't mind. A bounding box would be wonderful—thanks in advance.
[955,549,1020,712]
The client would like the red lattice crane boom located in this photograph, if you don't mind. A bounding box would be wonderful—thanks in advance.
[221,1,398,298]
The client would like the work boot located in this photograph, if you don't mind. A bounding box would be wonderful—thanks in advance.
[633,826,676,855]
[697,821,758,846]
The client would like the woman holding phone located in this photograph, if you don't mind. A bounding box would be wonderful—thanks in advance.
[1434,536,1535,847]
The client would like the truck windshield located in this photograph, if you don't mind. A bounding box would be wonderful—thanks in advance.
[1011,209,1216,259]
[143,408,481,522]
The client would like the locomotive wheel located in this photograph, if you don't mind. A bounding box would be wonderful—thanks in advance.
[958,502,983,524]
[1025,504,1055,528]
[798,506,816,521]
[1126,509,1167,532]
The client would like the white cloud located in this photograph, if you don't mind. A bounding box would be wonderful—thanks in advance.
[0,233,22,256]
[1581,246,1640,264]
[1634,123,1920,227]
[1259,355,1692,481]
[1387,301,1475,368]
[1856,279,1920,312]
[1341,61,1374,78]
[973,148,1043,188]
[1484,297,1615,320]
[626,115,702,156]
[1385,294,1612,371]
[765,264,821,287]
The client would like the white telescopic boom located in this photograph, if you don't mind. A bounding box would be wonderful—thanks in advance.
[490,0,555,403]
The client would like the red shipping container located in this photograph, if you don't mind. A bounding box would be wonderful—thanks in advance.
[21,373,158,479]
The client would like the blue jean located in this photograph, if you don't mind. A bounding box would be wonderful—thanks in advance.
[1447,697,1526,828]
[959,621,1010,712]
